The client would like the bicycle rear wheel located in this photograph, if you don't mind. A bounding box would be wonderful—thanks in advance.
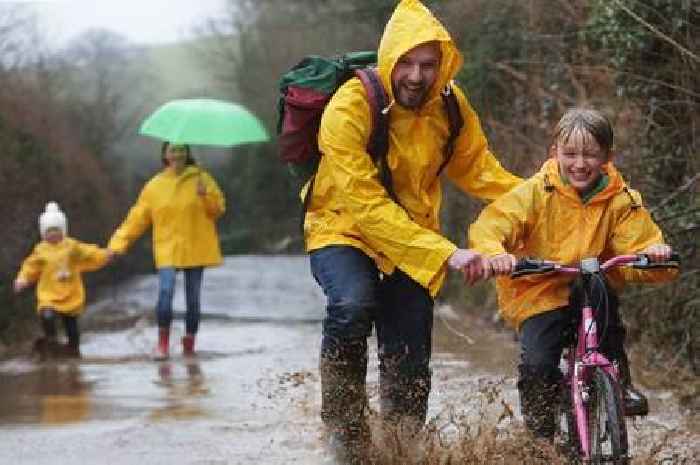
[588,367,629,464]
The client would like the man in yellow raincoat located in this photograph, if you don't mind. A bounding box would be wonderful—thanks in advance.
[305,0,520,458]
[469,108,677,439]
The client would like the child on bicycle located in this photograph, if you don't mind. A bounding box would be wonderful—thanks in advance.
[466,108,677,439]
[14,201,111,359]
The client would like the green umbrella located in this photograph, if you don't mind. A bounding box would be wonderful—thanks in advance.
[139,98,270,147]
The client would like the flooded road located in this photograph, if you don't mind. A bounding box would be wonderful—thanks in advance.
[0,255,697,464]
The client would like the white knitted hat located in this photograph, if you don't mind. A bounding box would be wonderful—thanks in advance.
[39,201,67,237]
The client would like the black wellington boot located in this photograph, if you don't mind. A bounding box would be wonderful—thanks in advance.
[320,348,370,465]
[518,367,561,440]
[379,355,430,434]
[617,357,649,416]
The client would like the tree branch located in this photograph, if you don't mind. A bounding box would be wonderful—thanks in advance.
[650,172,700,214]
[610,0,700,65]
[486,60,576,105]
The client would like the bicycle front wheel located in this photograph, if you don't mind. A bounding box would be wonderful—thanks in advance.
[588,367,629,464]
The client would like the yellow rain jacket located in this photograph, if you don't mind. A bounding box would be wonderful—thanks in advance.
[108,166,225,268]
[469,158,677,329]
[16,238,109,316]
[306,0,521,296]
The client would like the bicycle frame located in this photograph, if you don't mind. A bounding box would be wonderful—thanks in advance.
[516,254,641,462]
[510,252,678,463]
[569,304,621,461]
[557,255,637,461]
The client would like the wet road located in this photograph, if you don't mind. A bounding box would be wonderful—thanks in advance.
[0,255,696,464]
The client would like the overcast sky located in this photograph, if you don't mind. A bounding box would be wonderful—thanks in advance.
[10,0,228,46]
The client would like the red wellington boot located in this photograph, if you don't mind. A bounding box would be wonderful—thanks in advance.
[154,327,170,361]
[182,334,196,357]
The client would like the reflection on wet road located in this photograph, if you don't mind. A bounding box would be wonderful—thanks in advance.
[0,255,696,464]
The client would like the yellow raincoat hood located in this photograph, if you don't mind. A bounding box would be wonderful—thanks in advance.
[469,158,677,329]
[306,0,521,296]
[16,237,109,315]
[109,166,225,268]
[376,0,464,105]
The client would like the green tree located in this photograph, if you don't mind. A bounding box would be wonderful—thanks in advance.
[584,0,699,374]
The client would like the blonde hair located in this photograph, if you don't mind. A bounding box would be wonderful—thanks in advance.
[551,108,614,153]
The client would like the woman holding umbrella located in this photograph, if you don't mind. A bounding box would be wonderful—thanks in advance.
[107,142,225,359]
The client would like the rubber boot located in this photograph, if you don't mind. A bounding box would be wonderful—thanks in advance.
[617,357,649,416]
[33,337,54,361]
[38,310,59,360]
[64,342,81,359]
[182,334,195,357]
[379,355,430,434]
[518,366,561,440]
[154,327,170,361]
[319,347,370,465]
[65,331,81,359]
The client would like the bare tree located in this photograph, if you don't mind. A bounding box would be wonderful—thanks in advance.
[60,29,141,161]
[0,4,40,76]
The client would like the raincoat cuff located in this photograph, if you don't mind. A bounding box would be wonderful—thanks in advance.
[469,240,505,257]
[107,238,128,254]
[483,246,507,257]
[201,194,220,215]
[398,236,456,291]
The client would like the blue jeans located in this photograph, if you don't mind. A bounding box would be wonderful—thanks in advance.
[156,267,204,334]
[310,246,434,428]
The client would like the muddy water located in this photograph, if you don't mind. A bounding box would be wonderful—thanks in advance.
[0,255,696,464]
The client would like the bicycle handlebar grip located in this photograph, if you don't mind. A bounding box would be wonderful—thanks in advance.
[511,258,555,278]
[633,252,681,269]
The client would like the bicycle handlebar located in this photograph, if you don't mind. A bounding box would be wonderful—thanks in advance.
[511,253,680,278]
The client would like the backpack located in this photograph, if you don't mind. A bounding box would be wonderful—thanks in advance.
[276,51,464,222]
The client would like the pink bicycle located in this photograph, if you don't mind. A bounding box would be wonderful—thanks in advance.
[511,253,679,464]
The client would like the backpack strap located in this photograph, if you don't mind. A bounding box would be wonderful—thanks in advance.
[436,82,464,177]
[355,68,402,207]
[354,68,388,158]
[623,186,641,209]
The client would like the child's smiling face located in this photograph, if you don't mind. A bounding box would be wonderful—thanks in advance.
[554,128,611,194]
[44,227,64,244]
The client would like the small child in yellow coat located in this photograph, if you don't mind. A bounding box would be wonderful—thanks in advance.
[14,202,111,359]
